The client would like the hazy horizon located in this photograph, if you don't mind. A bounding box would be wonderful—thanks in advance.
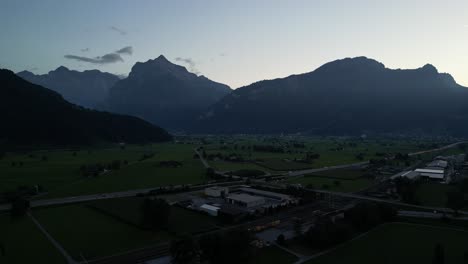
[1,0,468,88]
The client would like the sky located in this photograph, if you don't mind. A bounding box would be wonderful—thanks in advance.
[1,0,467,88]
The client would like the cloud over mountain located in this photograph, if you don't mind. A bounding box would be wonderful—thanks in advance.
[64,46,133,65]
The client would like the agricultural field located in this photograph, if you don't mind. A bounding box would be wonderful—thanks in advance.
[0,144,156,194]
[41,143,206,198]
[307,168,370,180]
[306,223,468,264]
[0,213,66,264]
[287,177,373,193]
[201,136,440,172]
[211,161,272,173]
[89,197,219,235]
[32,204,172,260]
[250,245,298,264]
[286,167,375,192]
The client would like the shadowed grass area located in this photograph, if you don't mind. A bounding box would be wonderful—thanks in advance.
[42,143,207,198]
[32,204,172,260]
[0,214,66,264]
[287,176,373,193]
[88,197,219,235]
[306,223,468,264]
[250,245,298,264]
[415,183,456,207]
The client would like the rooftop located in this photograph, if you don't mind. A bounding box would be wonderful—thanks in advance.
[227,193,265,203]
[238,187,291,200]
[200,204,220,211]
[426,160,448,168]
[415,168,445,174]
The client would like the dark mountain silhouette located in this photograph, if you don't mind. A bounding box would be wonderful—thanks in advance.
[194,57,468,136]
[108,55,231,129]
[17,67,119,109]
[1,69,171,147]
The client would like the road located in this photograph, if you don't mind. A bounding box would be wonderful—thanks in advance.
[408,141,467,156]
[194,148,210,169]
[0,181,244,212]
[311,188,468,215]
[1,141,464,213]
[281,140,467,179]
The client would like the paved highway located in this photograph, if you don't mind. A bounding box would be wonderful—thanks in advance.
[0,181,244,212]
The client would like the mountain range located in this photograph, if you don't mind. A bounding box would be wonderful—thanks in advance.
[13,56,468,137]
[1,69,171,147]
[107,55,231,129]
[17,67,120,109]
[194,57,468,136]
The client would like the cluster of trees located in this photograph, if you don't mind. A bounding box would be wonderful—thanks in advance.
[171,229,253,264]
[147,185,191,196]
[1,185,43,204]
[445,178,468,215]
[141,198,171,229]
[393,177,420,204]
[355,153,365,161]
[10,198,30,217]
[0,186,36,217]
[303,202,396,249]
[252,145,284,153]
[139,153,155,161]
[157,160,182,168]
[228,169,265,178]
[79,160,128,177]
[10,161,25,167]
[305,152,320,161]
[204,151,245,162]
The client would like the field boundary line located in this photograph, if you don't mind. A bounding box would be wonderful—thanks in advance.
[28,212,78,264]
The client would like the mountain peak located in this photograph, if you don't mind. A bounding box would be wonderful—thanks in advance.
[50,66,70,74]
[155,55,169,62]
[315,56,386,73]
[421,64,438,74]
[16,70,35,77]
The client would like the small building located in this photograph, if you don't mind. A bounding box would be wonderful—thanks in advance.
[414,168,445,181]
[226,193,265,208]
[205,186,229,197]
[199,204,220,216]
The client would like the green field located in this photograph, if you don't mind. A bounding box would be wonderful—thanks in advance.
[0,145,156,194]
[211,161,271,173]
[32,204,172,260]
[0,214,66,264]
[306,223,468,264]
[256,158,314,171]
[250,245,298,264]
[42,143,206,198]
[0,143,210,199]
[89,197,219,235]
[203,137,432,171]
[288,176,373,193]
[307,168,369,180]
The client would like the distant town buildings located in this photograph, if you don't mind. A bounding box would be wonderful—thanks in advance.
[392,154,466,183]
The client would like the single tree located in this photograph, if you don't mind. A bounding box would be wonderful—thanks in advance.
[170,236,200,264]
[432,243,444,264]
